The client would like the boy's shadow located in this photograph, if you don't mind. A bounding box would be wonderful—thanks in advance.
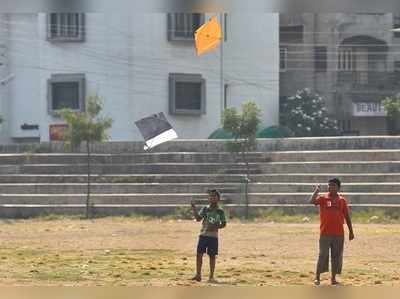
[205,280,233,285]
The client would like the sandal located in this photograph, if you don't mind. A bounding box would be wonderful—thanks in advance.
[191,275,201,282]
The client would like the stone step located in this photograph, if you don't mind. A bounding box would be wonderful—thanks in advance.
[244,193,400,205]
[3,182,400,194]
[0,193,232,205]
[2,137,400,217]
[0,163,260,175]
[3,150,400,164]
[0,173,400,184]
[250,161,400,174]
[0,183,241,194]
[0,174,249,183]
[0,193,399,205]
[3,137,400,153]
[268,150,400,162]
[2,161,400,174]
[0,153,267,164]
[256,161,400,174]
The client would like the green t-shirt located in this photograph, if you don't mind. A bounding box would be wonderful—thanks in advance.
[199,206,227,238]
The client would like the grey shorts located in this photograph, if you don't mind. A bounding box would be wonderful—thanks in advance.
[316,235,344,274]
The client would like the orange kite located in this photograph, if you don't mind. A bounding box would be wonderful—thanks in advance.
[194,16,222,56]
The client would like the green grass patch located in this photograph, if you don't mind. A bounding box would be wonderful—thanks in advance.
[226,207,319,223]
[0,248,187,284]
[5,207,400,224]
[350,208,400,224]
[230,207,400,224]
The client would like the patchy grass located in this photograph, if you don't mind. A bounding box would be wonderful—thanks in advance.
[121,207,400,224]
[0,247,191,286]
[350,208,400,224]
[19,207,400,224]
[249,208,319,223]
[0,218,399,286]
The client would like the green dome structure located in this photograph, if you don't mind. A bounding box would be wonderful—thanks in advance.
[208,128,235,139]
[256,126,293,138]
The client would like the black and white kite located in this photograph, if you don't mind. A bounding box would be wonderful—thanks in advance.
[135,112,178,150]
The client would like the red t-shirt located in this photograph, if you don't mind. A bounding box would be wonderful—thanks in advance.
[314,194,349,236]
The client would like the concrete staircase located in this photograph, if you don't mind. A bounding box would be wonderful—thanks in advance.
[0,137,400,217]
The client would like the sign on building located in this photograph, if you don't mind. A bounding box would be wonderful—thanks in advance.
[49,124,68,141]
[352,102,387,117]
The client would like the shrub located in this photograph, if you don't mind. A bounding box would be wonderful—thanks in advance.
[280,88,340,137]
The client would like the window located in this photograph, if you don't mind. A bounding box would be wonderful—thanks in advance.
[315,46,327,72]
[167,13,205,41]
[280,47,287,71]
[338,48,355,71]
[169,73,206,115]
[280,25,304,43]
[47,13,85,42]
[48,74,85,114]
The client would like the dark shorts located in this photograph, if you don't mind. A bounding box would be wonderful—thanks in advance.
[197,235,219,256]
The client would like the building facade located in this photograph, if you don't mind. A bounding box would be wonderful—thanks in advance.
[280,13,400,135]
[0,13,279,143]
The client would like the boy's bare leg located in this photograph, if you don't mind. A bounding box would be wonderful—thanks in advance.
[192,254,203,281]
[209,255,216,281]
[331,272,338,285]
[314,270,321,285]
[315,270,320,281]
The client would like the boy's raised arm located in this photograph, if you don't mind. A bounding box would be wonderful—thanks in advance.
[309,184,321,205]
[191,200,203,222]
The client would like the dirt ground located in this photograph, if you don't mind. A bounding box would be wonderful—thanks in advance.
[0,218,399,286]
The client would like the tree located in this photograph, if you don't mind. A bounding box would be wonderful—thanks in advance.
[382,94,400,135]
[57,95,113,218]
[280,88,340,137]
[222,100,261,219]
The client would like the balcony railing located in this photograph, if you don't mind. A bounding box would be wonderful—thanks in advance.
[337,71,400,90]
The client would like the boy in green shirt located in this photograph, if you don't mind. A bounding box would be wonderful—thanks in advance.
[191,189,227,283]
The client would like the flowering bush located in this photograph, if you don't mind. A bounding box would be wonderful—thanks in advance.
[382,94,400,135]
[280,88,340,137]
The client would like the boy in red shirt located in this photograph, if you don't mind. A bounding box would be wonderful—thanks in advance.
[309,178,355,286]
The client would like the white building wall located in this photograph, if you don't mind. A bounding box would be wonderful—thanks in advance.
[130,13,222,140]
[224,13,280,127]
[7,14,41,141]
[0,14,11,142]
[3,13,279,142]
